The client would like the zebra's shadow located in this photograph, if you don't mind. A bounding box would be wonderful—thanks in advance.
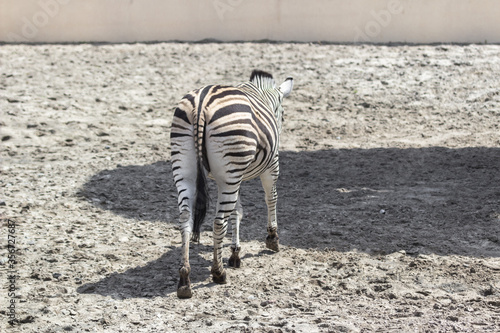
[78,147,500,266]
[76,244,214,299]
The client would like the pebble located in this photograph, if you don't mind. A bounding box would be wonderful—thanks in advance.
[247,309,257,316]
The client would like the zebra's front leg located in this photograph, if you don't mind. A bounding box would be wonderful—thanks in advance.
[211,186,239,283]
[177,210,193,298]
[261,169,280,252]
[228,195,243,268]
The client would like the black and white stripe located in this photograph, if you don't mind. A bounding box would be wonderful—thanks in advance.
[171,70,293,298]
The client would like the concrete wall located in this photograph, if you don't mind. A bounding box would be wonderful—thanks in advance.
[1,0,499,43]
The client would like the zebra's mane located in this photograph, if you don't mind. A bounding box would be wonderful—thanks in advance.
[250,70,276,89]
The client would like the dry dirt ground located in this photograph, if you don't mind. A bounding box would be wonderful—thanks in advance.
[1,43,500,332]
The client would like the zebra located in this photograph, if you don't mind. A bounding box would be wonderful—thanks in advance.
[170,70,293,298]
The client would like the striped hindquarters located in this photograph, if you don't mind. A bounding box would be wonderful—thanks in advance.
[203,84,279,182]
[170,78,283,239]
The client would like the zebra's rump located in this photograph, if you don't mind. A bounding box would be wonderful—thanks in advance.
[171,82,281,186]
[203,85,279,181]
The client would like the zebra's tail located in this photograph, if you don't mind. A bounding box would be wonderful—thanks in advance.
[192,106,209,243]
[192,160,208,242]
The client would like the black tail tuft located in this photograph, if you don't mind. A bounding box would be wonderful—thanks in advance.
[192,161,209,242]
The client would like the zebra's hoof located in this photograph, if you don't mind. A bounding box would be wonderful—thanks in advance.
[177,285,192,299]
[266,235,279,252]
[228,254,241,268]
[229,246,241,268]
[212,270,227,284]
[177,266,192,298]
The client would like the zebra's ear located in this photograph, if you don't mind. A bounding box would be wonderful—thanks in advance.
[279,77,293,98]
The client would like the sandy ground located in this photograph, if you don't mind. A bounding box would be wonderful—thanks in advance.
[1,42,500,332]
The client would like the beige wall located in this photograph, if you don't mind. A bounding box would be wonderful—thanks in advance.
[1,0,499,43]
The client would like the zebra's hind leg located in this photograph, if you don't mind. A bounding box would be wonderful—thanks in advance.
[228,195,243,268]
[171,139,197,298]
[177,210,193,298]
[261,169,280,252]
[211,184,240,283]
